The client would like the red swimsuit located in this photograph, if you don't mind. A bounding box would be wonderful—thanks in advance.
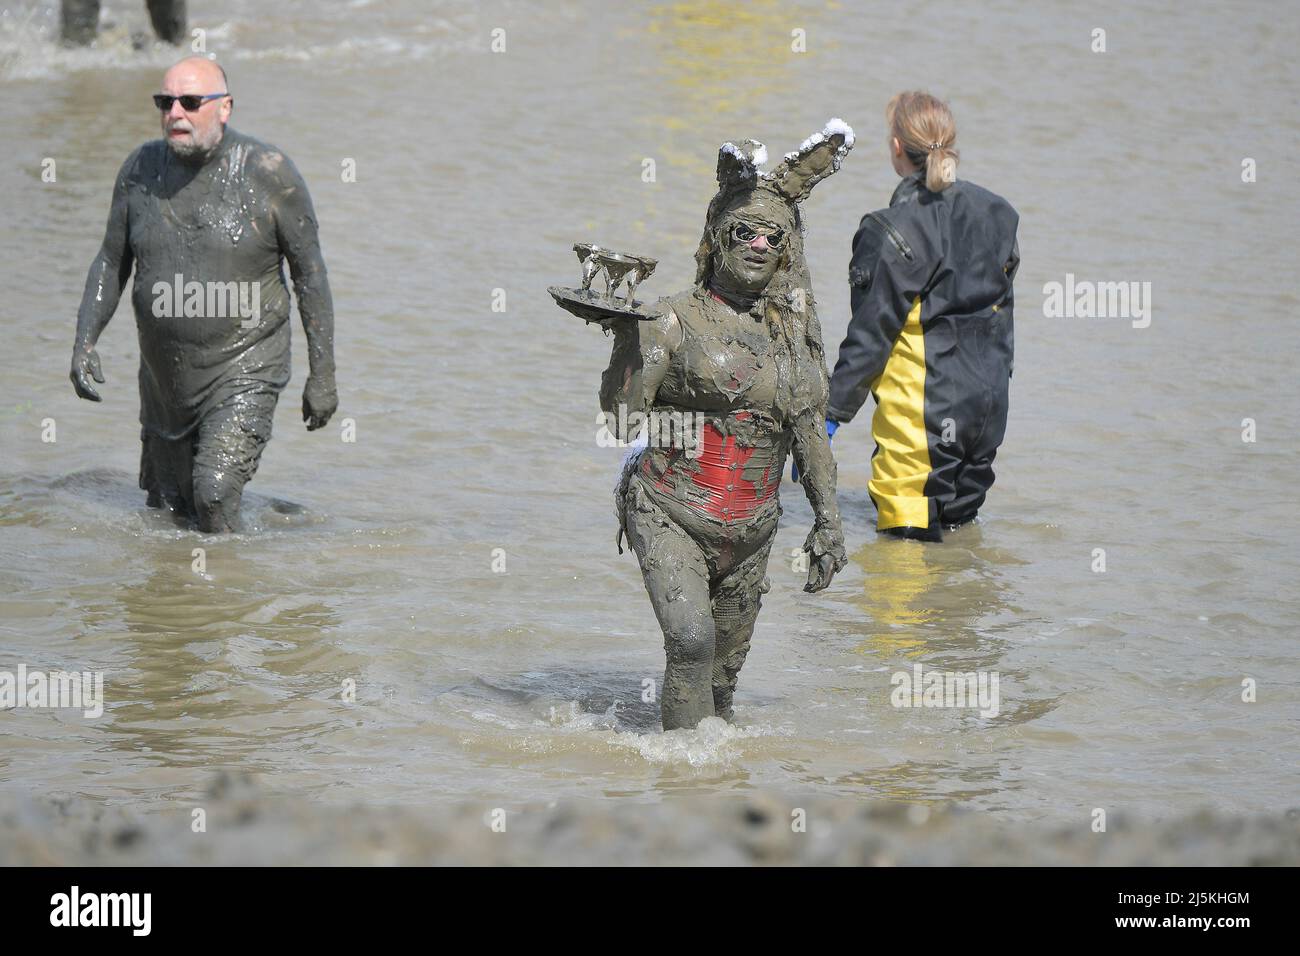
[642,412,781,523]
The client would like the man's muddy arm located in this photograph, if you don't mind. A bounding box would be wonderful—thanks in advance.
[791,408,847,592]
[71,153,136,401]
[273,156,337,430]
[599,310,679,440]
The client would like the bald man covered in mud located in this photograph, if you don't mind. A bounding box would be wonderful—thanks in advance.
[70,56,337,532]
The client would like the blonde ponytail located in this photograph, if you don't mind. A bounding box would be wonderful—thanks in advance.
[886,91,959,192]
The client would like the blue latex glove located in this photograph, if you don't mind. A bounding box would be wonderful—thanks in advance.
[791,419,838,483]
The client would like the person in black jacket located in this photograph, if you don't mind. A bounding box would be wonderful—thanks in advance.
[826,91,1019,542]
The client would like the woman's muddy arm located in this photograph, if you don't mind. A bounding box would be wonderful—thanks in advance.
[599,310,680,440]
[791,408,848,592]
[71,151,137,401]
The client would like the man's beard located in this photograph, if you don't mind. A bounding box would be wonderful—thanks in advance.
[166,123,224,161]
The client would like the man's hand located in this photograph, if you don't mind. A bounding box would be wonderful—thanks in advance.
[302,375,337,431]
[70,348,106,402]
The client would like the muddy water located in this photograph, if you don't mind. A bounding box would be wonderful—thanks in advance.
[0,0,1297,830]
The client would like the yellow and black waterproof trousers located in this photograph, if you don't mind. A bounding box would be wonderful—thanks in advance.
[867,296,1012,532]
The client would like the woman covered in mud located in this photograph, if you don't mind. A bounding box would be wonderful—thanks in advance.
[600,121,854,730]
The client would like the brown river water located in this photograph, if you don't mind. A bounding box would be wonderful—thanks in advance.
[0,0,1296,840]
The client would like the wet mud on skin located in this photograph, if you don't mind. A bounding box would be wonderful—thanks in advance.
[71,127,336,532]
[623,473,776,727]
[600,126,854,731]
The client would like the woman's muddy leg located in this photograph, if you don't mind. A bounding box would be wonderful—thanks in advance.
[623,485,717,730]
[711,535,774,721]
[650,543,716,729]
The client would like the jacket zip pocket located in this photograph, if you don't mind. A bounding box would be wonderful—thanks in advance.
[866,212,914,262]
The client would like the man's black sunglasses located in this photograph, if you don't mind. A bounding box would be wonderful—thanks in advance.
[153,92,230,112]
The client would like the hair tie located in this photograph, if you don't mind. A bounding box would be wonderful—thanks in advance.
[928,142,942,150]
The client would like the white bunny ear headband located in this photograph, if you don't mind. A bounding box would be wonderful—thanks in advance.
[714,118,855,204]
